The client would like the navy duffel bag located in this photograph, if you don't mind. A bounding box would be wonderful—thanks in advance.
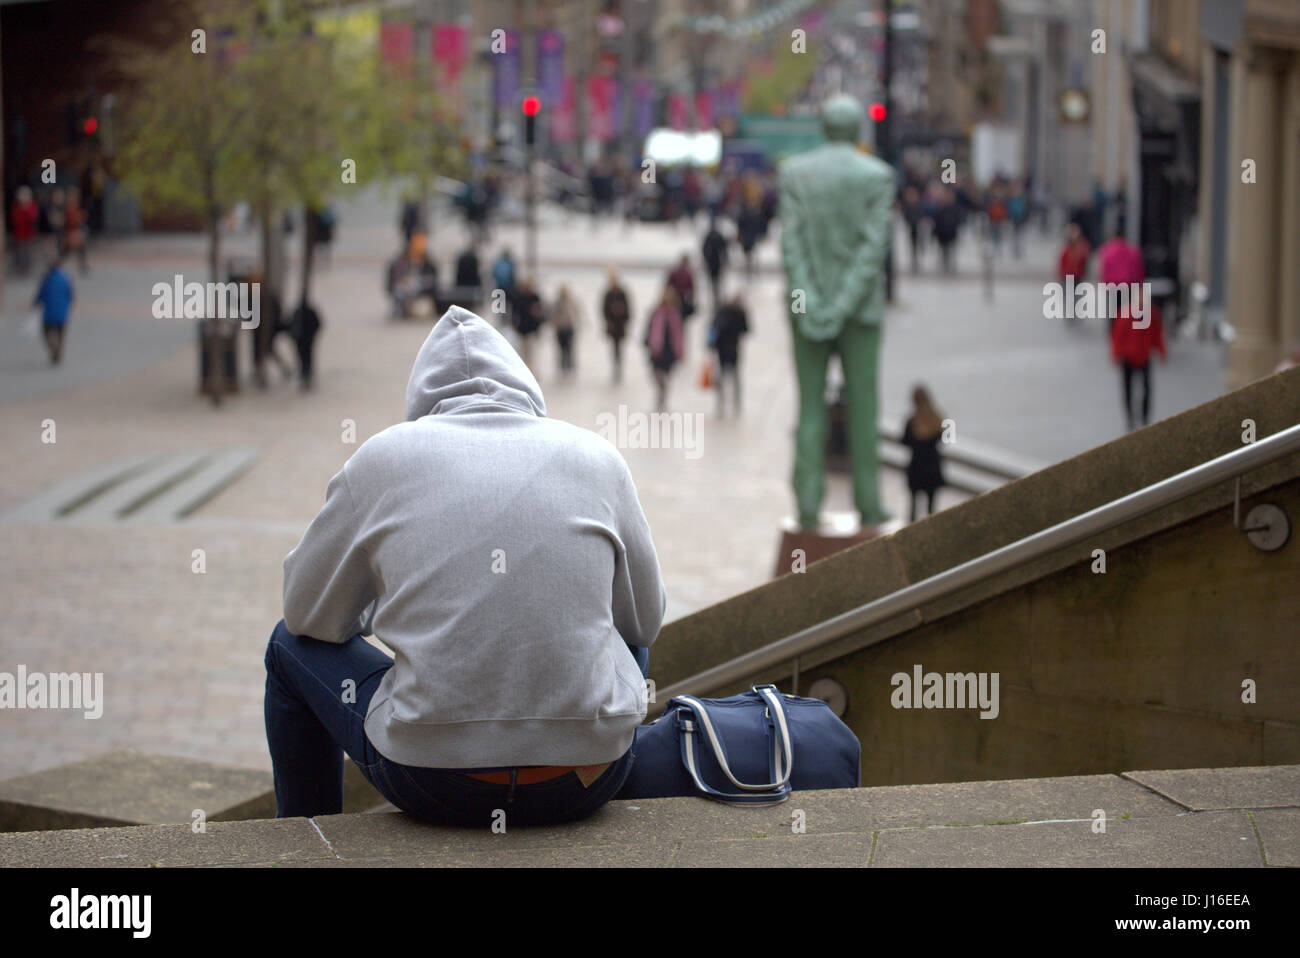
[616,684,860,806]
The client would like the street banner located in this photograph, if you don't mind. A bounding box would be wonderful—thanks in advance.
[718,83,741,119]
[668,92,689,131]
[380,21,414,67]
[537,29,565,107]
[695,90,715,129]
[551,76,577,144]
[493,29,521,109]
[634,79,656,139]
[433,24,469,115]
[587,74,618,143]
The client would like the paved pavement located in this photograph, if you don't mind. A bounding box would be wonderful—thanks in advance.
[3,764,1295,867]
[0,187,1227,779]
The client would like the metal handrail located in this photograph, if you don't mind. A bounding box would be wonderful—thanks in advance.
[651,422,1300,711]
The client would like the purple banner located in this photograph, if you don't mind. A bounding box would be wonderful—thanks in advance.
[492,29,521,109]
[536,29,565,108]
[633,79,656,139]
[717,83,741,119]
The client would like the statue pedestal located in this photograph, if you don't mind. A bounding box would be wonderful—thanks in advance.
[773,512,903,578]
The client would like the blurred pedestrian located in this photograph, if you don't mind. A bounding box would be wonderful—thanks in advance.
[601,267,631,384]
[308,205,337,269]
[1058,222,1091,326]
[1111,287,1166,431]
[708,291,749,416]
[512,276,545,371]
[399,195,422,245]
[1097,222,1145,335]
[932,189,961,275]
[248,269,290,388]
[459,179,491,245]
[736,200,764,277]
[387,233,438,319]
[46,187,66,253]
[291,299,323,391]
[453,245,483,311]
[902,386,946,522]
[491,248,517,328]
[701,217,729,313]
[9,185,39,275]
[33,250,74,365]
[1097,223,1144,285]
[666,254,697,323]
[63,186,88,273]
[551,283,580,376]
[1008,180,1029,259]
[901,184,925,274]
[984,183,1007,258]
[1058,222,1091,281]
[645,287,684,412]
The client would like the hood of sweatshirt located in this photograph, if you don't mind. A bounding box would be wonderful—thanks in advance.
[404,305,546,421]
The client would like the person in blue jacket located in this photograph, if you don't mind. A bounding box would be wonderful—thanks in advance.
[34,252,75,365]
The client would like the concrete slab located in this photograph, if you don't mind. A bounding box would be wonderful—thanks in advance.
[284,842,681,868]
[774,775,1182,833]
[672,833,876,867]
[0,750,274,832]
[1123,765,1300,810]
[0,817,330,867]
[1252,808,1300,867]
[871,811,1263,867]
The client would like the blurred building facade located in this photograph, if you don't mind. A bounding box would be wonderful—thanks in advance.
[1198,0,1300,388]
[972,0,1298,384]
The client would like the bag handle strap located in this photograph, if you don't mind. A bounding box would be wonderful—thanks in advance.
[674,685,793,805]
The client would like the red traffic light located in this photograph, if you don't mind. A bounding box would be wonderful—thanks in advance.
[83,117,98,135]
[868,102,886,122]
[521,95,541,117]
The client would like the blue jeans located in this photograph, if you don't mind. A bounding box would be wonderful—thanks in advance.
[263,620,649,827]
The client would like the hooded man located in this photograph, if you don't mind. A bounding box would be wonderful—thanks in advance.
[264,307,666,826]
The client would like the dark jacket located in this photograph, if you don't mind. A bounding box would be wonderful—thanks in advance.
[702,229,728,277]
[710,304,748,367]
[901,418,944,493]
[603,286,630,340]
[514,290,545,335]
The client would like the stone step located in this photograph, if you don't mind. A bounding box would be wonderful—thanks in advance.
[0,751,387,832]
[0,765,1294,867]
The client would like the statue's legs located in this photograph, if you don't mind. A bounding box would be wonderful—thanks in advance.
[791,324,833,528]
[838,322,890,524]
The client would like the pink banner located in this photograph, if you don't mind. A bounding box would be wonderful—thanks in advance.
[550,76,577,144]
[433,24,468,115]
[380,22,414,67]
[667,92,689,131]
[586,75,617,143]
[694,91,715,129]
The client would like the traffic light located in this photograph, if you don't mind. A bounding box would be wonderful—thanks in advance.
[868,102,887,122]
[521,94,541,147]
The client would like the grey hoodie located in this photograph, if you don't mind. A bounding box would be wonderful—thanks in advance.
[282,306,666,767]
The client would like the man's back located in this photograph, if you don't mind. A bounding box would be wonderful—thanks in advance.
[282,308,665,768]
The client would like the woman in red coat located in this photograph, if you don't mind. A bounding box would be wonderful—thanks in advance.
[1110,290,1166,430]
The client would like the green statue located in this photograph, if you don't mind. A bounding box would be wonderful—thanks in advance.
[778,93,895,529]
